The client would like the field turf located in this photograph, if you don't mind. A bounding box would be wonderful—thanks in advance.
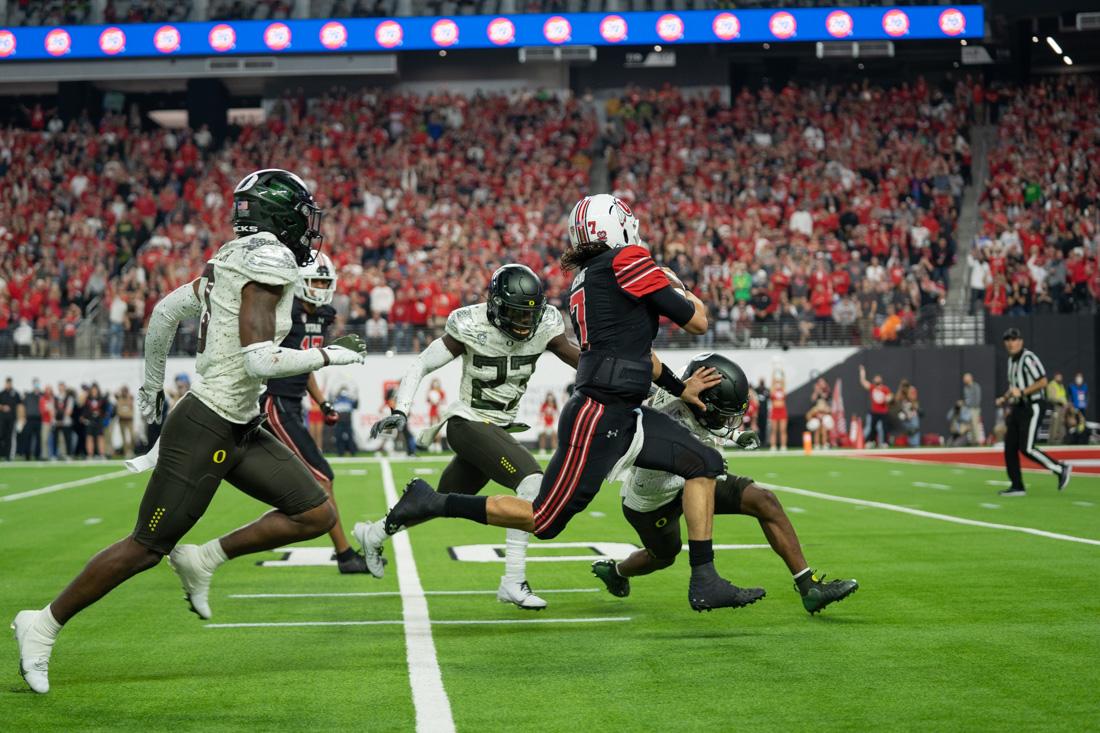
[2,452,1098,732]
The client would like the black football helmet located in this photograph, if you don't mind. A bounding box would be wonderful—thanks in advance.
[486,264,546,341]
[232,168,323,267]
[682,353,750,437]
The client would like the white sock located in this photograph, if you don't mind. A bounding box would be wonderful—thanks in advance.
[199,539,228,572]
[503,528,529,583]
[369,520,391,544]
[793,567,812,580]
[36,605,62,641]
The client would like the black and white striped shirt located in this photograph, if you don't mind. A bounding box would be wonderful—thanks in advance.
[1008,349,1046,403]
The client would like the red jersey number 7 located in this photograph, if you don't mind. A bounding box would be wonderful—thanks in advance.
[569,288,588,347]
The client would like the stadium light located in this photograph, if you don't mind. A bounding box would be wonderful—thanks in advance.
[1046,36,1062,55]
[960,39,967,46]
[1032,35,1038,42]
[1064,55,1073,65]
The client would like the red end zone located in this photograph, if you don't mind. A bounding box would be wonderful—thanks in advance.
[856,447,1100,475]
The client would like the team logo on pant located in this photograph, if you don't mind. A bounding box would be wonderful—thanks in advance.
[212,450,226,464]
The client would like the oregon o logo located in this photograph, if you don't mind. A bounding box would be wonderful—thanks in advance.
[655,517,668,528]
[213,450,227,464]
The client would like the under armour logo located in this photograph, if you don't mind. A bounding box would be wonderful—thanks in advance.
[607,429,619,438]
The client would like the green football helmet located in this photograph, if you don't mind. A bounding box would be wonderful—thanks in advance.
[486,264,546,342]
[682,353,750,437]
[232,169,323,267]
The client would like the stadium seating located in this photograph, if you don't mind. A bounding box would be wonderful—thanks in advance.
[973,77,1100,316]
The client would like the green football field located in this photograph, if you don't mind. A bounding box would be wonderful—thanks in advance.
[2,453,1099,732]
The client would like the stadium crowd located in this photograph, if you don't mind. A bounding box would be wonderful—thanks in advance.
[2,78,1097,359]
[2,76,972,354]
[969,76,1100,316]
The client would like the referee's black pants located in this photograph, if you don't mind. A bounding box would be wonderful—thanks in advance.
[1004,400,1065,491]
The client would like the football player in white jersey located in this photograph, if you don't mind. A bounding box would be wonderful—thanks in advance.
[359,264,580,609]
[11,169,366,694]
[592,353,859,615]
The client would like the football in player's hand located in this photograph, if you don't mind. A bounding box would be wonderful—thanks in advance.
[661,267,685,291]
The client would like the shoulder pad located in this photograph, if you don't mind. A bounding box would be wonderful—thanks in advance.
[540,304,565,337]
[242,243,298,286]
[445,305,480,343]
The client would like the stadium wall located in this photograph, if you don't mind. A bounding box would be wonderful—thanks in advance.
[786,345,1000,444]
[0,347,856,448]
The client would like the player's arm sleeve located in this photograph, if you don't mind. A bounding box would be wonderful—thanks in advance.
[612,245,695,326]
[393,337,458,415]
[242,341,326,379]
[143,280,202,391]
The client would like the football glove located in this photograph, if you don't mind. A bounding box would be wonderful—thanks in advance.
[330,334,366,354]
[732,429,761,451]
[138,386,165,424]
[321,401,339,426]
[370,410,407,439]
[322,338,366,367]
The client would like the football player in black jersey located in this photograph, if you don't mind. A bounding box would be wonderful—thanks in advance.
[385,195,766,613]
[262,252,369,574]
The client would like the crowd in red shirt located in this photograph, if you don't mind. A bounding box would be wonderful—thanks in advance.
[970,77,1100,317]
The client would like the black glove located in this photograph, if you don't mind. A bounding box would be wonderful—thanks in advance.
[321,401,339,426]
[370,410,407,439]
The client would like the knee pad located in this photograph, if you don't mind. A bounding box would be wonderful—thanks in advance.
[516,473,542,502]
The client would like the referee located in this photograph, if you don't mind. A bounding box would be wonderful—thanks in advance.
[995,328,1071,496]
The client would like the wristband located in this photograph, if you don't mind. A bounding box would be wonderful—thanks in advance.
[655,363,686,397]
[320,348,330,367]
[321,401,335,413]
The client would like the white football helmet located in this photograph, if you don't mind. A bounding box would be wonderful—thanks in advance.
[567,194,641,249]
[295,250,336,306]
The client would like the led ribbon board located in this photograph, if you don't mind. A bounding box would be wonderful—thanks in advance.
[0,6,982,62]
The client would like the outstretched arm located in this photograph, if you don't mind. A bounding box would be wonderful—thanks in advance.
[546,333,580,369]
[392,334,463,416]
[859,365,871,391]
[139,280,202,421]
[240,282,364,378]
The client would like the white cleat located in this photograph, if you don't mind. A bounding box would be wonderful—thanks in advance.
[352,521,386,579]
[497,579,548,611]
[168,544,214,620]
[12,610,53,694]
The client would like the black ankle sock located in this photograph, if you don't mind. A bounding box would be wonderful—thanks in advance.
[793,568,814,594]
[443,494,489,524]
[688,540,714,568]
[335,547,359,562]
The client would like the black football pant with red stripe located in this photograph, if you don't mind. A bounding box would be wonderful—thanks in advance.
[262,395,335,484]
[531,392,724,539]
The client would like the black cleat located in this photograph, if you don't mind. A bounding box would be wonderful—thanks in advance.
[592,559,630,598]
[799,572,859,615]
[337,551,370,575]
[384,478,445,535]
[998,487,1027,497]
[688,563,765,612]
[1058,464,1072,492]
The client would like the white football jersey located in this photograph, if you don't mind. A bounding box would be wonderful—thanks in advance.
[620,389,721,512]
[188,233,298,423]
[444,303,565,425]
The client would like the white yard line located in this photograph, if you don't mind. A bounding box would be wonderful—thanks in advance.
[912,481,951,491]
[381,457,456,733]
[0,469,131,502]
[204,617,632,629]
[762,483,1100,547]
[231,589,600,599]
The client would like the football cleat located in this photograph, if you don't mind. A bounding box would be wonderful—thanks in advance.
[998,487,1027,497]
[352,521,387,579]
[336,551,371,575]
[168,544,215,620]
[591,559,631,598]
[383,479,444,536]
[1058,465,1072,492]
[497,579,547,610]
[799,572,859,615]
[688,563,766,612]
[11,610,53,694]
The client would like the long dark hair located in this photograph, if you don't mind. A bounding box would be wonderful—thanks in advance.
[560,242,611,271]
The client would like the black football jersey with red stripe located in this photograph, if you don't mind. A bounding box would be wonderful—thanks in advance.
[264,299,336,399]
[567,245,690,405]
